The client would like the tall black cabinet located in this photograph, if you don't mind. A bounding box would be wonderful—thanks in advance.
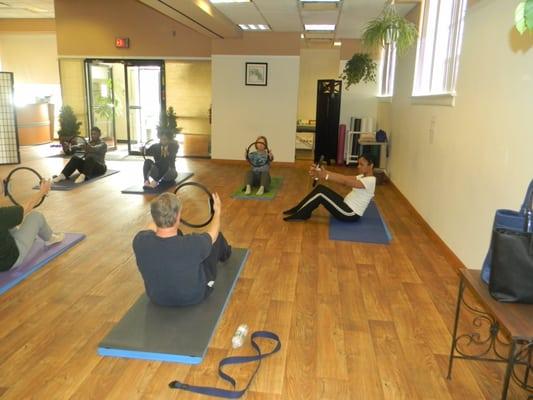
[314,79,342,163]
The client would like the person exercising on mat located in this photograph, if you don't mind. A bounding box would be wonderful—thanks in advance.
[0,179,64,271]
[133,192,232,307]
[142,131,179,189]
[53,126,108,184]
[283,153,376,222]
[244,135,274,195]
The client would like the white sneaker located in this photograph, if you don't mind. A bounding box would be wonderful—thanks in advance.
[74,174,86,184]
[256,186,264,195]
[45,232,64,246]
[52,174,66,183]
[244,185,251,195]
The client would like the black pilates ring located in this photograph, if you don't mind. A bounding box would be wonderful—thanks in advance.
[245,141,271,168]
[312,155,325,187]
[142,139,155,161]
[173,182,215,228]
[3,167,45,208]
[67,135,89,156]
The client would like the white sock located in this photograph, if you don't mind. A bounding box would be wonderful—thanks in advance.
[245,185,251,195]
[256,186,264,195]
[53,173,66,183]
[74,173,86,184]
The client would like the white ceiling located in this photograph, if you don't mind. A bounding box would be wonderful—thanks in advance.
[0,0,54,18]
[211,0,416,39]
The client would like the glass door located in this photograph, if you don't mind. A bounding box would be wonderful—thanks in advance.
[125,61,165,154]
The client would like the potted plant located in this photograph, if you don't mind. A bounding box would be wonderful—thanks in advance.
[340,53,377,89]
[361,2,418,55]
[57,105,82,155]
[157,106,182,139]
[515,0,533,34]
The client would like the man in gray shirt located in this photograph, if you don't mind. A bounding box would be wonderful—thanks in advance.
[133,192,232,306]
[53,126,107,184]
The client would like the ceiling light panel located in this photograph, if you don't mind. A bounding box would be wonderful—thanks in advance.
[209,0,251,3]
[253,0,301,31]
[304,24,335,31]
[210,0,270,29]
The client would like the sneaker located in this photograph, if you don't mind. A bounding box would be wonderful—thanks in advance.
[220,245,232,262]
[74,174,86,184]
[52,174,66,183]
[256,186,264,195]
[244,185,251,195]
[45,232,64,246]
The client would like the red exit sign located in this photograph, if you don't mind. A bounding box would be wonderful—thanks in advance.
[115,37,129,49]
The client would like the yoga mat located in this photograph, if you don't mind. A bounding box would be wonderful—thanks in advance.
[121,172,194,194]
[231,176,283,200]
[98,248,249,364]
[33,170,119,191]
[329,201,392,244]
[0,233,86,295]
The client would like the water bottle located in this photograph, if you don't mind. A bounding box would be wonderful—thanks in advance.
[232,324,249,348]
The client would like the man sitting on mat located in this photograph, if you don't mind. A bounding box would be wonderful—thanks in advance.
[283,153,376,222]
[53,126,107,184]
[133,192,232,306]
[142,132,179,189]
[1,180,64,271]
[244,135,274,196]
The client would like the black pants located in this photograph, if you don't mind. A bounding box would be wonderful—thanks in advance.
[244,170,271,191]
[61,156,106,179]
[143,160,177,183]
[201,232,231,298]
[287,184,360,222]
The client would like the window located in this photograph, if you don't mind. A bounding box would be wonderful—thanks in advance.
[413,0,467,97]
[379,43,397,97]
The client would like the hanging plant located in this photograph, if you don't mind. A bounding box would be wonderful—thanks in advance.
[361,2,418,55]
[515,0,533,34]
[340,53,377,89]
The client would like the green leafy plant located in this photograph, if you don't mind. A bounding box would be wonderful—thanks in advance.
[157,106,182,139]
[515,0,533,34]
[361,2,418,55]
[340,53,377,89]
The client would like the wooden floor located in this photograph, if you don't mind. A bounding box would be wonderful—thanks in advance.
[0,147,528,399]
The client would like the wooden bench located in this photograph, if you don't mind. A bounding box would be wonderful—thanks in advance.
[447,269,532,399]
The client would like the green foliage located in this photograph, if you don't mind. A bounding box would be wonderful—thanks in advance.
[157,106,182,139]
[361,3,418,55]
[340,53,377,89]
[57,105,82,138]
[93,78,118,121]
[515,0,533,34]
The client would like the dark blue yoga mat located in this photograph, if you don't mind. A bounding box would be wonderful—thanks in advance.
[33,170,119,191]
[329,201,392,244]
[98,248,249,364]
[0,233,85,295]
[121,172,194,194]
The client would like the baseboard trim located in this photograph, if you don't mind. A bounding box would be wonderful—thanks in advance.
[389,180,465,271]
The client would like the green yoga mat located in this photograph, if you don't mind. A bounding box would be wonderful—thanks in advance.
[232,176,283,200]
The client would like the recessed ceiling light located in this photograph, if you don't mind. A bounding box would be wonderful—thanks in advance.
[239,24,249,30]
[334,41,341,46]
[210,0,250,3]
[238,24,270,31]
[304,24,335,31]
[258,24,268,30]
[300,33,305,39]
[300,0,340,2]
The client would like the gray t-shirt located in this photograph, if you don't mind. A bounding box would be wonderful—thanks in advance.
[133,230,212,306]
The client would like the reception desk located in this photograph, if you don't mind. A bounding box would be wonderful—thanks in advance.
[16,103,53,145]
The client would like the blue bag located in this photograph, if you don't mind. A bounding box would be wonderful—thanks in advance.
[376,129,387,142]
[481,179,533,283]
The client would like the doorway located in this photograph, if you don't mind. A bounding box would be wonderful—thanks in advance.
[85,59,165,155]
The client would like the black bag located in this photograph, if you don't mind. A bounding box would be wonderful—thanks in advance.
[489,225,533,304]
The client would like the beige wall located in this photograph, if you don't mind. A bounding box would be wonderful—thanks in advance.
[0,19,55,32]
[54,0,212,57]
[297,49,340,121]
[387,0,533,267]
[58,59,88,135]
[212,32,300,56]
[211,55,299,162]
[165,61,211,135]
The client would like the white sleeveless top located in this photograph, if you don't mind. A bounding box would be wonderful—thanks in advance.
[343,175,376,216]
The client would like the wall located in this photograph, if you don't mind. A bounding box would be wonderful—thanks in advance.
[211,55,299,162]
[54,0,211,57]
[297,48,340,121]
[388,0,533,267]
[165,61,211,135]
[58,59,88,135]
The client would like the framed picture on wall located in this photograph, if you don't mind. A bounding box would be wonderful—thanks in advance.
[245,62,268,86]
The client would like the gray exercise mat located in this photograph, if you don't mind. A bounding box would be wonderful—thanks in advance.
[33,169,119,191]
[98,248,249,364]
[121,172,194,194]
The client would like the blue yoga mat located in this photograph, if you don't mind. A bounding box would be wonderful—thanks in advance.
[329,201,392,244]
[0,233,85,295]
[98,248,249,364]
[33,170,119,191]
[121,172,194,194]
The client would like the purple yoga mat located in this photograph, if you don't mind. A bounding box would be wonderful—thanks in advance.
[0,233,85,295]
